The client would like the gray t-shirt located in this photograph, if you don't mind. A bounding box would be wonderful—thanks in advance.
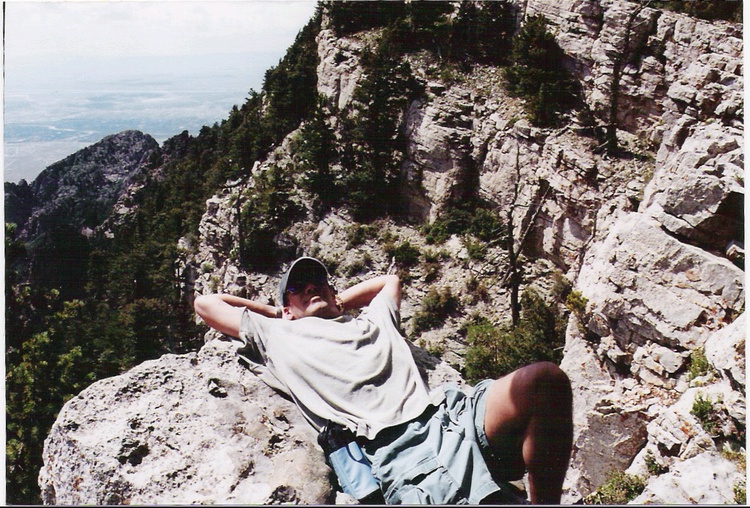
[237,290,445,439]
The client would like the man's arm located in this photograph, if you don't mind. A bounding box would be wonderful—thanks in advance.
[194,293,278,338]
[339,274,401,311]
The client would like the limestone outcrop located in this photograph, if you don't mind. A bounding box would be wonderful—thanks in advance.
[7,130,159,241]
[39,339,334,505]
[39,336,464,505]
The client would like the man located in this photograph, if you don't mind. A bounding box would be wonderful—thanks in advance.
[195,257,573,504]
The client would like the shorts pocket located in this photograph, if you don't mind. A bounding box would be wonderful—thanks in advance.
[383,457,467,504]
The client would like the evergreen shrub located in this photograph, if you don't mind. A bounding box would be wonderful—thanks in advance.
[503,14,579,126]
[423,205,502,245]
[464,290,566,384]
[584,471,645,504]
[413,287,460,333]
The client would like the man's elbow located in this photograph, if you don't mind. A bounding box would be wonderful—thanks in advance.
[383,274,402,300]
[384,274,401,288]
[194,294,214,320]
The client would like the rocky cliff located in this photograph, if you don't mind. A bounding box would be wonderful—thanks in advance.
[39,1,744,504]
[5,130,160,241]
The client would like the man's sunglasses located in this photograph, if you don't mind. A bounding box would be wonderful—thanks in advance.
[286,275,328,295]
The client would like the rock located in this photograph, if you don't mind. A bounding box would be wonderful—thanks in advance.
[643,121,744,252]
[577,213,744,351]
[39,330,467,505]
[402,86,478,221]
[36,2,746,505]
[705,313,746,390]
[538,0,743,132]
[631,452,745,504]
[561,321,651,501]
[565,210,744,500]
[39,340,334,505]
[316,28,365,112]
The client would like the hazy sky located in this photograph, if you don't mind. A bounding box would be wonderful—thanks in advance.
[5,0,320,63]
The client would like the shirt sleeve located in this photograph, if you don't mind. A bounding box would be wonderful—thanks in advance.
[361,287,401,333]
[237,309,267,365]
[236,310,291,396]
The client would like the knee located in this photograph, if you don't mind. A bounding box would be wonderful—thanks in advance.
[534,361,570,385]
[526,362,572,407]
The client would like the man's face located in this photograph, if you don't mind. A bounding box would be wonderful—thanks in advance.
[283,274,341,320]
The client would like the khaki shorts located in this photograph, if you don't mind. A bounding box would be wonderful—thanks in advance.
[361,380,527,504]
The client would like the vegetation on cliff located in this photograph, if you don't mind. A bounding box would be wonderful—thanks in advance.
[6,9,324,503]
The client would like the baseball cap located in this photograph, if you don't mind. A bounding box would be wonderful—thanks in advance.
[277,257,330,306]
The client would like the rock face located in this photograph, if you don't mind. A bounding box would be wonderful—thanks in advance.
[6,130,159,240]
[39,340,334,505]
[40,1,744,505]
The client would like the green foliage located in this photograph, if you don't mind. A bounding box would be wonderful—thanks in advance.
[550,271,573,303]
[27,224,93,300]
[5,223,27,284]
[291,97,339,215]
[346,225,367,248]
[423,339,447,358]
[691,393,720,435]
[338,33,425,220]
[325,0,515,68]
[413,287,460,333]
[464,290,566,384]
[462,236,487,260]
[238,164,303,271]
[324,0,454,56]
[385,240,422,268]
[565,290,589,330]
[652,1,743,22]
[645,451,668,476]
[345,223,379,249]
[263,13,322,144]
[4,291,145,503]
[734,480,747,505]
[342,255,372,277]
[584,471,645,505]
[688,346,711,380]
[503,15,579,127]
[465,276,490,303]
[324,0,409,35]
[464,319,510,383]
[423,205,503,245]
[5,14,322,502]
[721,444,746,467]
[449,1,515,67]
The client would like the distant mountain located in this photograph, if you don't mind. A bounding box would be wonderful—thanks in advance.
[5,130,160,240]
[4,130,160,296]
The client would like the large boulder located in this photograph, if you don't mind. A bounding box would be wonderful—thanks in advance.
[38,340,334,505]
[562,209,744,502]
[576,212,743,353]
[643,119,744,254]
[631,452,745,504]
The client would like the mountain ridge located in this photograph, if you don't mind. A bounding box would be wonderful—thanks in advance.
[5,130,160,240]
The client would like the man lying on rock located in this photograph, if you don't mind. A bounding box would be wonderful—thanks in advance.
[194,256,573,504]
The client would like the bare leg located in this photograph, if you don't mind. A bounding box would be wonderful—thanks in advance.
[483,362,573,504]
